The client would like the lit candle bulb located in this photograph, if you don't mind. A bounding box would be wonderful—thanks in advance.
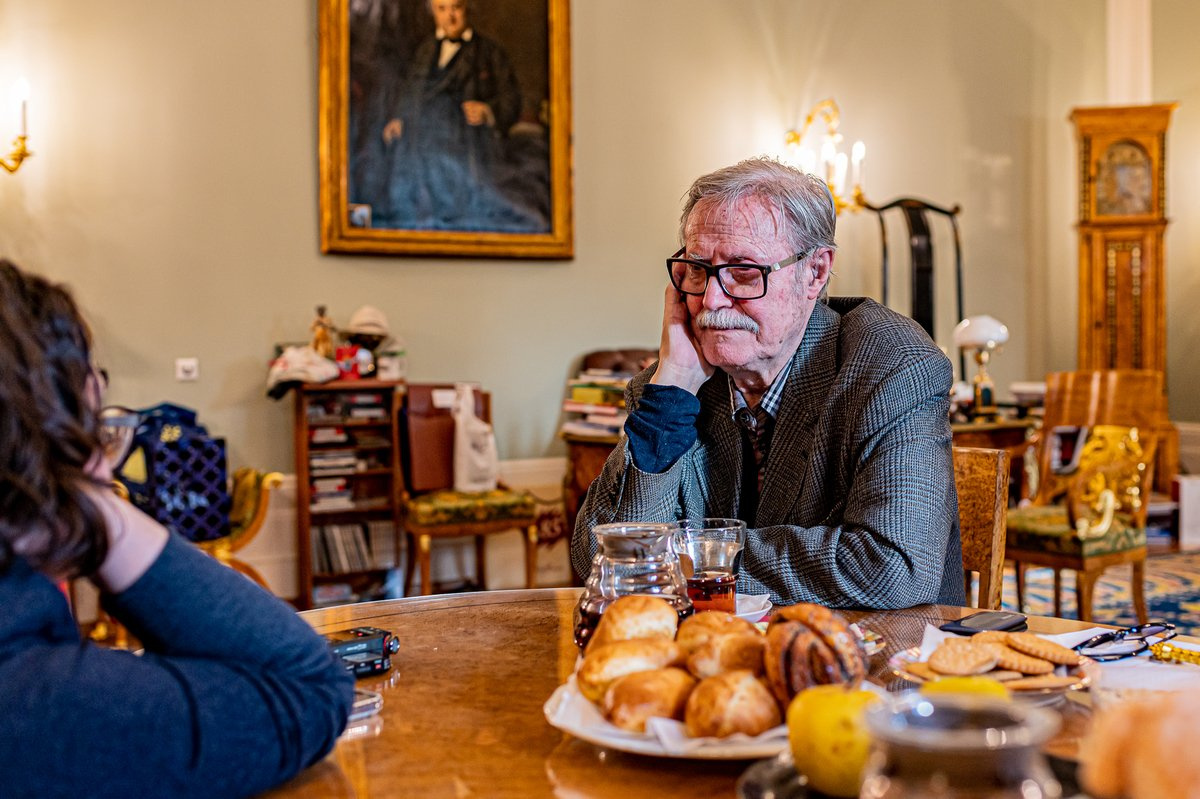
[820,139,837,185]
[12,78,30,138]
[851,141,866,189]
[833,152,849,197]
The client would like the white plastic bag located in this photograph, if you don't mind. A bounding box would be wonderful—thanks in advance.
[453,383,499,493]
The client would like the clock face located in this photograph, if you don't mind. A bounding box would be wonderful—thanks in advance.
[1095,140,1152,216]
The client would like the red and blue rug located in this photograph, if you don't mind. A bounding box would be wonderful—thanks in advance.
[1000,551,1200,636]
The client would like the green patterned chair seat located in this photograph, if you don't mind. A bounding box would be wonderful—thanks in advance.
[1007,504,1145,558]
[407,488,536,527]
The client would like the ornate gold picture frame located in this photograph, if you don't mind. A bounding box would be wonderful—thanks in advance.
[318,0,573,258]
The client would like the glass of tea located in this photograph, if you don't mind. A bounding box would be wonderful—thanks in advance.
[672,518,746,613]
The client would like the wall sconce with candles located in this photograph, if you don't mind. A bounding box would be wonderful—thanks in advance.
[1,78,32,174]
[784,98,866,213]
[953,314,1009,420]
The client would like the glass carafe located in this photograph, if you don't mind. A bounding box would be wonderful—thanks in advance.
[573,523,692,649]
[860,694,1062,799]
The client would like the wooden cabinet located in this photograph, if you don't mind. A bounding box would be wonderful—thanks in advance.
[294,379,405,609]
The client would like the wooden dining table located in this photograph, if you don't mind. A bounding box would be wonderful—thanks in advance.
[263,588,1116,798]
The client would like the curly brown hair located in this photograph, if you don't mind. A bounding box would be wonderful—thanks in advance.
[0,259,109,578]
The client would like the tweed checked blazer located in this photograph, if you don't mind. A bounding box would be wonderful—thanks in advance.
[570,297,964,609]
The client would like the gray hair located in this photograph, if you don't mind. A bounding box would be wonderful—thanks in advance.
[678,157,838,255]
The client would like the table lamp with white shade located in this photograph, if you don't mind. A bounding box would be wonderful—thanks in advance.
[953,315,1009,419]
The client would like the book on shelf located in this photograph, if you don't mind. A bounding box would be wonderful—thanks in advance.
[562,399,623,415]
[311,497,355,512]
[312,477,348,493]
[310,426,349,444]
[313,526,331,573]
[348,406,387,419]
[584,412,626,428]
[344,393,385,405]
[310,466,355,477]
[561,419,624,439]
[367,520,397,569]
[567,385,625,406]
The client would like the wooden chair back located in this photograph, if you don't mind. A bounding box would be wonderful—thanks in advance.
[402,384,491,495]
[1033,370,1162,510]
[953,446,1010,609]
[864,196,966,378]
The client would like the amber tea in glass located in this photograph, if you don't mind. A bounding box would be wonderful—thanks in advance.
[672,518,745,615]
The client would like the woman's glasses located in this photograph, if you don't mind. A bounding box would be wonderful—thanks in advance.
[1073,621,1177,661]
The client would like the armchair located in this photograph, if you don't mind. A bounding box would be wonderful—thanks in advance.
[1007,371,1159,624]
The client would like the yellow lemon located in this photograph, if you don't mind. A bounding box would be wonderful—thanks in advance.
[920,675,1010,700]
[787,685,880,798]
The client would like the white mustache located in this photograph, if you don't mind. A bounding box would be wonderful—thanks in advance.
[694,308,760,334]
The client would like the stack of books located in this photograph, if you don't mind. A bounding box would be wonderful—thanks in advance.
[344,392,387,420]
[313,523,375,573]
[560,368,631,439]
[309,475,353,511]
[309,449,357,478]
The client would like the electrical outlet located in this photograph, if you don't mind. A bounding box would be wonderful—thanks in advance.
[175,357,199,381]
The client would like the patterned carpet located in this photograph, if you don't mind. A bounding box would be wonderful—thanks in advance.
[999,550,1200,636]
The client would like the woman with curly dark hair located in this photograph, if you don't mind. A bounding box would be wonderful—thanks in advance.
[0,259,354,798]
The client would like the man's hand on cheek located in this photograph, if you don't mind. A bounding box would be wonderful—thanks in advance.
[652,285,712,394]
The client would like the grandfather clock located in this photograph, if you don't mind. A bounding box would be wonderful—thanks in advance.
[1071,103,1178,492]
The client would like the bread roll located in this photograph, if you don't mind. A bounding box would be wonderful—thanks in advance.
[587,595,679,652]
[602,667,697,732]
[1080,691,1200,799]
[676,610,759,654]
[684,670,782,739]
[687,632,766,679]
[576,638,684,703]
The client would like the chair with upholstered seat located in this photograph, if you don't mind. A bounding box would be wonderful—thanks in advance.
[954,446,1010,609]
[400,384,538,596]
[1007,370,1161,622]
[196,468,283,589]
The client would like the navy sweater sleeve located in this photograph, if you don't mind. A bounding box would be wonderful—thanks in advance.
[0,534,355,799]
[624,383,701,473]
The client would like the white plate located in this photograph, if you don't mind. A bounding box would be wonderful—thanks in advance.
[543,679,787,760]
[735,593,773,623]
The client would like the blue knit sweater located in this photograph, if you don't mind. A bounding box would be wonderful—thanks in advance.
[0,534,354,798]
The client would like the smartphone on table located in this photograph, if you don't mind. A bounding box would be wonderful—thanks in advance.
[938,610,1028,636]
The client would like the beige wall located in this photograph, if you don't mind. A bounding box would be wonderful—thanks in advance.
[0,0,1195,474]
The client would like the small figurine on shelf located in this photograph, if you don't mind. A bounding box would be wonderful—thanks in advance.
[341,305,393,379]
[310,305,336,359]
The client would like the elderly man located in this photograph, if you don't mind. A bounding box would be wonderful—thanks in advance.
[570,158,963,609]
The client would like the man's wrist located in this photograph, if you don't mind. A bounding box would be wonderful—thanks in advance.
[650,363,707,395]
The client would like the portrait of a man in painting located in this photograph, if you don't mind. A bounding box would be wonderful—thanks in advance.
[345,0,552,234]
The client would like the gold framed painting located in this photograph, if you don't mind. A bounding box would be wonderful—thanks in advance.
[318,0,573,258]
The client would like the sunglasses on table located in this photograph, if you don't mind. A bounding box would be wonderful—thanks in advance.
[1072,621,1177,661]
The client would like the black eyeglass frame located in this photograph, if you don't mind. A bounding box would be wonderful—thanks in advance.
[665,247,814,300]
[1072,621,1177,661]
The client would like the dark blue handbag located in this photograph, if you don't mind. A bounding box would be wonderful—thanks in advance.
[115,403,231,542]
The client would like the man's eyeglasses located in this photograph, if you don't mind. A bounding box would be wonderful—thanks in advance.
[1072,621,1177,661]
[666,247,813,300]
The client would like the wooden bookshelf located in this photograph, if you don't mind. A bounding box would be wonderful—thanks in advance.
[293,379,405,609]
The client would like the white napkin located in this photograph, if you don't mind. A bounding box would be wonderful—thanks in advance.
[646,717,787,756]
[736,592,772,621]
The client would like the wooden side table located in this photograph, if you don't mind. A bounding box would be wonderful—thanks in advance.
[561,433,619,538]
